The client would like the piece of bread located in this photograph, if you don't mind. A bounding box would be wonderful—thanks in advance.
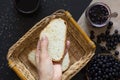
[28,49,70,72]
[62,52,70,72]
[39,18,67,61]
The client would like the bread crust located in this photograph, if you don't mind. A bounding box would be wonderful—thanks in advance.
[40,18,67,62]
[62,52,70,72]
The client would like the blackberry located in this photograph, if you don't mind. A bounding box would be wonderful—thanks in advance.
[108,21,113,28]
[113,41,118,46]
[99,33,104,37]
[105,74,109,78]
[99,33,105,41]
[105,42,109,47]
[91,18,95,22]
[110,38,115,45]
[112,46,116,50]
[106,38,111,43]
[97,38,101,43]
[98,70,102,74]
[90,31,95,40]
[107,25,112,30]
[107,46,111,50]
[115,51,119,56]
[109,42,114,47]
[113,33,118,38]
[101,46,106,52]
[118,35,120,42]
[102,36,106,41]
[97,76,101,80]
[114,37,118,43]
[90,30,94,34]
[114,29,118,34]
[105,68,109,72]
[90,34,95,40]
[105,30,110,35]
[112,72,115,76]
[97,35,103,43]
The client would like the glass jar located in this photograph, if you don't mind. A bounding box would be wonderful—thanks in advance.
[85,2,111,27]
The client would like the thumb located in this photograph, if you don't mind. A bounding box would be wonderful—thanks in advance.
[40,35,48,54]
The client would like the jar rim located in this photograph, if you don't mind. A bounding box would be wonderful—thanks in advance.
[86,2,111,27]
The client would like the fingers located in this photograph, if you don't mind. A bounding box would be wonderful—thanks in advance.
[36,40,41,65]
[53,62,62,80]
[36,35,49,64]
[64,40,70,56]
[53,40,70,80]
[66,40,70,49]
[40,35,48,54]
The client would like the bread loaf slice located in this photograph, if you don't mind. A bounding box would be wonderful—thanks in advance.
[40,18,67,61]
[62,52,70,72]
[28,49,70,72]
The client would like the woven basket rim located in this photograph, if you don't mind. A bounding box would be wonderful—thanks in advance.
[7,9,96,80]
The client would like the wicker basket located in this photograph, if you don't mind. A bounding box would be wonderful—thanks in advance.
[7,10,96,80]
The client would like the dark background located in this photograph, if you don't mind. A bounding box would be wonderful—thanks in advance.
[0,0,92,80]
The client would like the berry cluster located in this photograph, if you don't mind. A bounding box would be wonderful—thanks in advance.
[87,54,120,80]
[90,21,120,56]
[89,4,109,24]
[88,21,120,80]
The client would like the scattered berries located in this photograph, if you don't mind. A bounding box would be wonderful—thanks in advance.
[108,21,113,28]
[88,3,120,78]
[115,29,118,34]
[87,55,120,80]
[90,21,119,51]
[115,51,119,56]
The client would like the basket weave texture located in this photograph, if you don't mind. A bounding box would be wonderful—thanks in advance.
[7,10,96,80]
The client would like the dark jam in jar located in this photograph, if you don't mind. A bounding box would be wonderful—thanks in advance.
[86,2,111,27]
[89,5,109,25]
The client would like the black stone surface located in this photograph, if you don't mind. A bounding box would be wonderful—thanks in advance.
[0,0,91,80]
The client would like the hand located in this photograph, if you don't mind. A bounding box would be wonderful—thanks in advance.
[36,36,70,80]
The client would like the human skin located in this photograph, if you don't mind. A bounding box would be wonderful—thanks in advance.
[36,35,70,80]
